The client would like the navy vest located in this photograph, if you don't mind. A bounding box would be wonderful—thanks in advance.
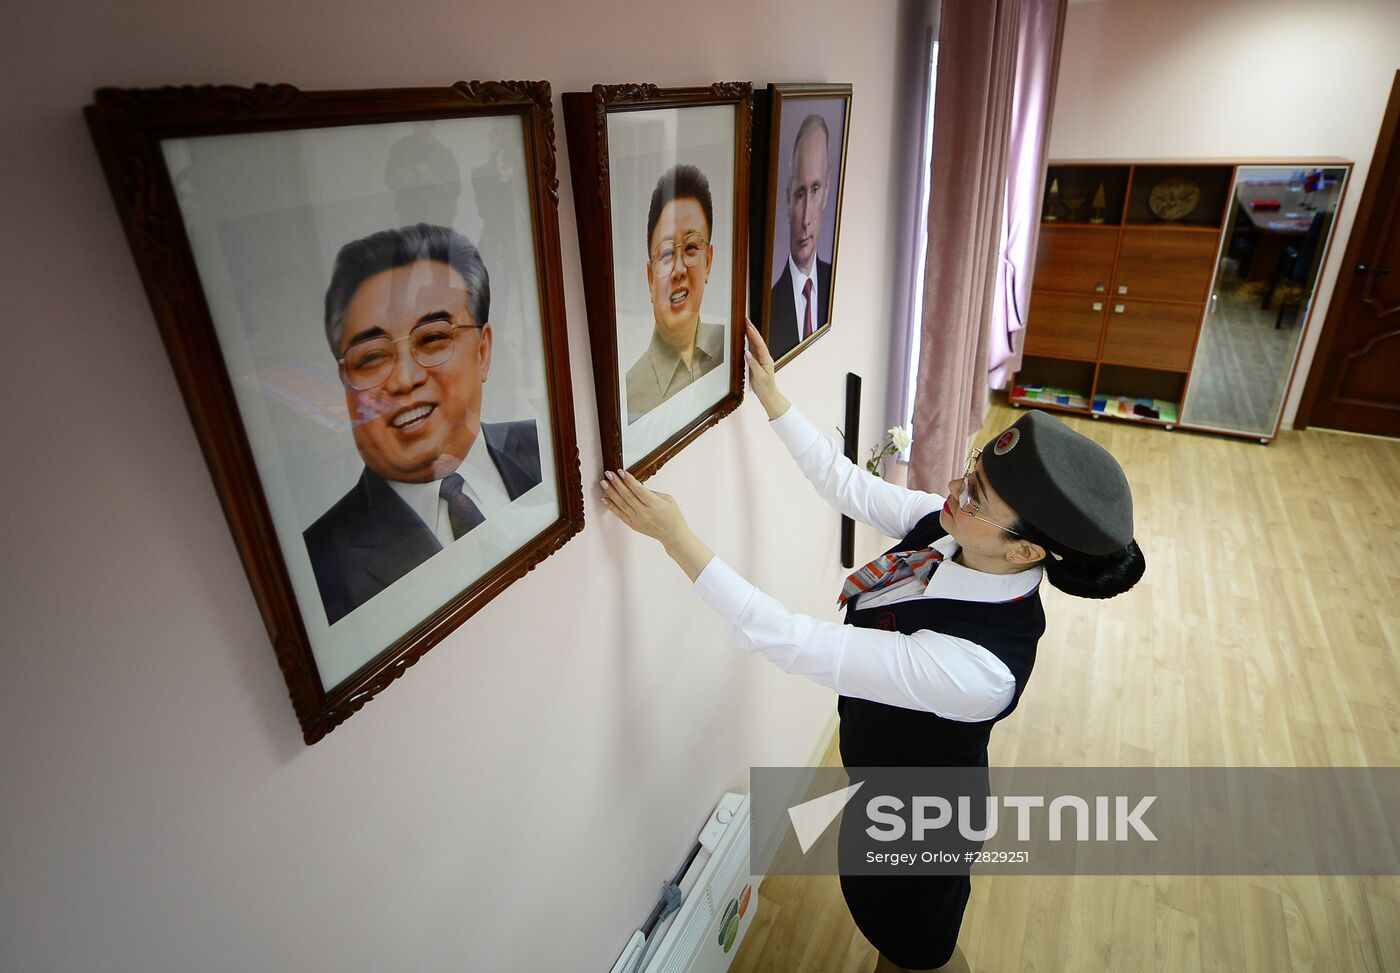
[838,512,1045,768]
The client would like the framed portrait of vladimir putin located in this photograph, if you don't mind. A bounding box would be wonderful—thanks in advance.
[563,83,751,479]
[752,84,852,370]
[86,81,584,744]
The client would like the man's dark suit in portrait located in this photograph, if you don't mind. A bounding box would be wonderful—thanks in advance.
[769,113,835,361]
[305,223,542,625]
[769,256,832,361]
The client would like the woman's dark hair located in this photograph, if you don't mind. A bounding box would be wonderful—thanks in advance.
[1008,515,1146,599]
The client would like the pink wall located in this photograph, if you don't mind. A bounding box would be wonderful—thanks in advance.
[1050,0,1400,426]
[0,1,921,970]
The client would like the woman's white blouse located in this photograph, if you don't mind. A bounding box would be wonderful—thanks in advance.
[693,406,1042,722]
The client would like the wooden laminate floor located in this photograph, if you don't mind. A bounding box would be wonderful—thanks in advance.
[730,399,1400,972]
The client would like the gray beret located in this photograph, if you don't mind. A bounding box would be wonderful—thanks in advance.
[978,410,1133,556]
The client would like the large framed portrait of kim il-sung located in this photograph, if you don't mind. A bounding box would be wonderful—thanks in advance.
[752,84,851,370]
[563,83,751,479]
[86,82,583,744]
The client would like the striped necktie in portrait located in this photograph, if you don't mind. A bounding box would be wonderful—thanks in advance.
[439,473,485,539]
[838,547,943,608]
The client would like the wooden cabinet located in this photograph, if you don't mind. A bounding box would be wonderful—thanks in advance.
[1013,160,1235,428]
[1023,292,1107,360]
[1017,159,1353,439]
[1034,226,1118,294]
[1100,300,1201,371]
[1114,230,1219,302]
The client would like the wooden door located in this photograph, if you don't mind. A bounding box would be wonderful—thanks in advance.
[1297,72,1400,437]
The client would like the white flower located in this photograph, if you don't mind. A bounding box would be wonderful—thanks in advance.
[888,426,912,451]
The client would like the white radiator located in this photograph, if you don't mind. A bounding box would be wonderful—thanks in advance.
[610,793,758,973]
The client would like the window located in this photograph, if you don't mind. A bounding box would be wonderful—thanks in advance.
[900,33,939,461]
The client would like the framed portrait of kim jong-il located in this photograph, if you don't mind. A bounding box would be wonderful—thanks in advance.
[752,83,851,370]
[563,83,751,479]
[86,81,584,744]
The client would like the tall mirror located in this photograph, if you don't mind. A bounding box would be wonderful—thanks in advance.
[1181,165,1348,438]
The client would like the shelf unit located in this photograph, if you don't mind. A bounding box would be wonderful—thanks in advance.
[1013,161,1235,428]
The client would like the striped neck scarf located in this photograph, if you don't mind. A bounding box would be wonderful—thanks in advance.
[838,547,944,608]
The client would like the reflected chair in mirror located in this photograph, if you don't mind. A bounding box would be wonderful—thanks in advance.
[1267,210,1331,328]
[1226,201,1258,280]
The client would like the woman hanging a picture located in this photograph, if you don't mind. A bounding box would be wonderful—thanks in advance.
[601,324,1145,973]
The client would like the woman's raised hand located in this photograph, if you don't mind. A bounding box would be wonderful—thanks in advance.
[600,469,715,581]
[600,469,684,544]
[744,320,790,421]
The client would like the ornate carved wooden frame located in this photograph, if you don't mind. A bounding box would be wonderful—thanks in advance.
[562,83,752,480]
[85,81,583,744]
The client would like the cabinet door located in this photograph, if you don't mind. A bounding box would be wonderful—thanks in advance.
[1034,226,1118,294]
[1114,231,1219,302]
[1024,291,1106,360]
[1100,300,1202,371]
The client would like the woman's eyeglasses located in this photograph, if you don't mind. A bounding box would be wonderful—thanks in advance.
[955,448,1022,537]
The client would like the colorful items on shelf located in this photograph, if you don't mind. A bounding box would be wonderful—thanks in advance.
[1091,394,1178,423]
[1011,384,1090,409]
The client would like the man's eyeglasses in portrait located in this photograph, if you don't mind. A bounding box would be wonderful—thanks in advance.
[650,234,710,277]
[339,319,481,391]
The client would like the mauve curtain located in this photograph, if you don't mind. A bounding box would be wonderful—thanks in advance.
[989,0,1066,389]
[907,0,1067,491]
